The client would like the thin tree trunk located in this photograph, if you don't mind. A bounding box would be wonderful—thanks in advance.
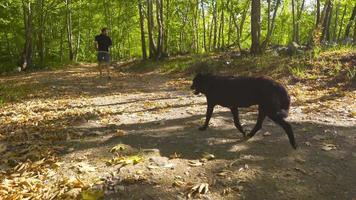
[138,0,147,59]
[296,0,305,44]
[156,0,164,59]
[38,0,45,65]
[250,0,261,54]
[212,0,218,50]
[208,8,214,51]
[226,0,232,47]
[220,0,225,48]
[316,0,320,26]
[147,0,157,59]
[20,0,33,70]
[75,16,81,61]
[201,0,207,52]
[239,0,250,49]
[65,0,73,61]
[333,1,339,42]
[262,0,281,48]
[337,5,347,42]
[321,0,332,42]
[344,5,356,39]
[291,0,296,42]
[60,28,64,62]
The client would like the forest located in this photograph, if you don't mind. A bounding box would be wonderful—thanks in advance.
[0,0,356,200]
[0,0,355,71]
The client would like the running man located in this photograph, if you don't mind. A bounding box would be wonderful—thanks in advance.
[94,28,112,78]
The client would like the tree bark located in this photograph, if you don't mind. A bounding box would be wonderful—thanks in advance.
[262,0,281,48]
[296,0,305,44]
[344,5,356,39]
[321,0,332,42]
[201,0,207,52]
[20,0,33,70]
[156,0,164,59]
[291,0,296,42]
[65,0,74,61]
[316,0,320,26]
[250,0,261,54]
[333,1,339,42]
[138,0,147,59]
[337,5,347,42]
[212,0,218,50]
[147,0,157,59]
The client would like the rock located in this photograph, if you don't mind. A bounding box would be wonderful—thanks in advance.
[149,156,169,167]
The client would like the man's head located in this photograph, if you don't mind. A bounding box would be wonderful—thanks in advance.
[101,28,108,35]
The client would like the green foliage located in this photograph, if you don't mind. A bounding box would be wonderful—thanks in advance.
[0,0,355,72]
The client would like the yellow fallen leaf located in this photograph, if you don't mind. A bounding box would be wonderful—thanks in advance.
[81,189,104,200]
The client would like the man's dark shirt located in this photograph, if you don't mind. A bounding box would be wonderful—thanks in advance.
[95,34,112,52]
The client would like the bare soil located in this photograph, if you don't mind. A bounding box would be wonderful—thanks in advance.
[0,64,355,200]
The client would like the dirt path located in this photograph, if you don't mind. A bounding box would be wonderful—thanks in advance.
[0,64,355,200]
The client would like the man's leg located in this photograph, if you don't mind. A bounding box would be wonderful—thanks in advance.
[98,62,103,76]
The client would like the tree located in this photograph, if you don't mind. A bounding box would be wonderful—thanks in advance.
[138,0,147,60]
[20,0,33,70]
[65,0,74,61]
[251,0,261,54]
[344,5,356,39]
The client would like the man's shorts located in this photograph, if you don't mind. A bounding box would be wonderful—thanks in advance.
[97,51,110,63]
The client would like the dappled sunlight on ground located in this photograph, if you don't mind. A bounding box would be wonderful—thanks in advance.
[0,63,355,199]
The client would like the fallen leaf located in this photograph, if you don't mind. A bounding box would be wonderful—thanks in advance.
[321,143,337,151]
[81,189,104,200]
[109,144,127,153]
[188,160,203,167]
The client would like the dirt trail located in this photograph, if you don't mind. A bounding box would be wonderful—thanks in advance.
[0,64,355,200]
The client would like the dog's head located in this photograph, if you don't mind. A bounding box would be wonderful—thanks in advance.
[191,73,209,95]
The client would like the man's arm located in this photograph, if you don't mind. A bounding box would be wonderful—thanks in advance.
[94,41,98,51]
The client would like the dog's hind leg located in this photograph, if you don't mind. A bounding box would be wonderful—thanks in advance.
[199,104,215,131]
[230,107,246,137]
[269,116,297,149]
[247,107,266,138]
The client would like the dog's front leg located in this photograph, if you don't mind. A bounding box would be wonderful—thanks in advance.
[199,104,215,131]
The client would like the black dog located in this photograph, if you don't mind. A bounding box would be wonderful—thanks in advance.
[191,73,297,149]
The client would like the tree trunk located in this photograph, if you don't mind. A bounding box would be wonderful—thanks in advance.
[201,0,207,52]
[262,0,281,48]
[354,18,356,44]
[156,0,164,59]
[321,0,332,42]
[226,0,232,47]
[147,0,157,59]
[333,1,339,42]
[239,0,250,49]
[291,0,296,42]
[138,0,147,59]
[65,0,74,61]
[296,0,305,44]
[250,0,261,54]
[60,28,64,62]
[316,0,320,26]
[212,0,218,50]
[20,0,33,70]
[75,16,81,61]
[337,5,347,42]
[344,5,356,39]
[38,0,45,65]
[219,0,225,48]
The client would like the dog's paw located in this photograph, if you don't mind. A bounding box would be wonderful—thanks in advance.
[198,126,207,131]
